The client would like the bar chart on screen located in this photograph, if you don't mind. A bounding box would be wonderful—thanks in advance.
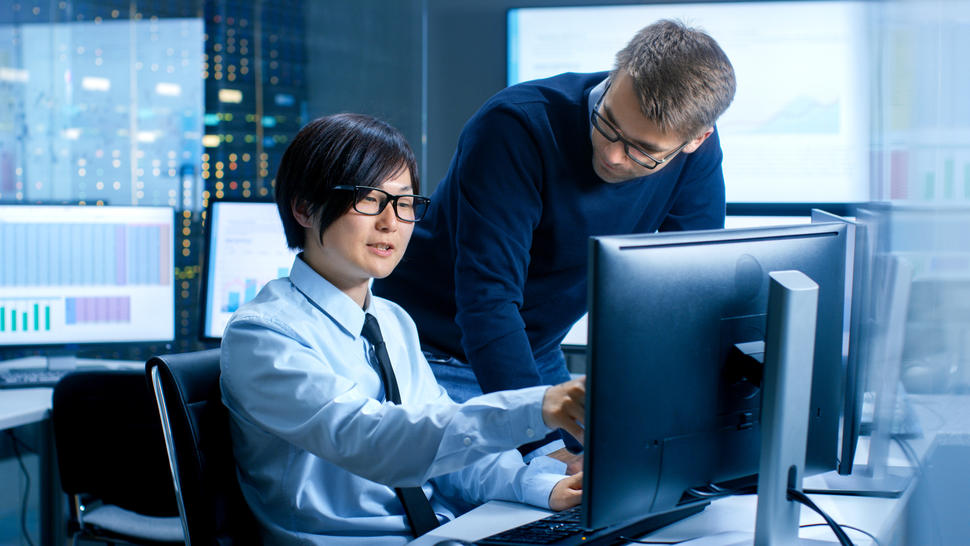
[0,205,176,346]
[885,147,970,201]
[219,268,290,313]
[202,201,298,338]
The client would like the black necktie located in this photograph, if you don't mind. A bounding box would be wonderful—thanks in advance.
[360,313,440,537]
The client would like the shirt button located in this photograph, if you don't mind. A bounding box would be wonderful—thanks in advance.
[525,428,535,438]
[463,437,472,446]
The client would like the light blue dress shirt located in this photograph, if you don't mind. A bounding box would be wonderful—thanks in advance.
[220,256,567,544]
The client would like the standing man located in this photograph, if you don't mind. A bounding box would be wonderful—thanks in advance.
[374,20,736,458]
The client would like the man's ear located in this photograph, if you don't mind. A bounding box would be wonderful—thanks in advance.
[292,200,314,229]
[683,127,715,154]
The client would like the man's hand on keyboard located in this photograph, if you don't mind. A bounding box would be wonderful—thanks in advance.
[541,377,586,445]
[549,471,583,511]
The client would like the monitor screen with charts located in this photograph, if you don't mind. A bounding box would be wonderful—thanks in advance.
[201,200,298,340]
[0,204,175,347]
[507,1,871,204]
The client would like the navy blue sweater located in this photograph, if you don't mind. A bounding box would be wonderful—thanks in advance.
[375,72,725,394]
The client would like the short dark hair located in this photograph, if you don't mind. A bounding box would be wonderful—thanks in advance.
[274,113,419,249]
[612,19,736,139]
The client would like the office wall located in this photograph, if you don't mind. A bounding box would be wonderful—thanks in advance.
[303,0,424,180]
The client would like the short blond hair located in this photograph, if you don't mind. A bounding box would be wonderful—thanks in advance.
[613,19,736,139]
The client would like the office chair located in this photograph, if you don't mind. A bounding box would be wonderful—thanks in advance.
[147,349,260,546]
[51,369,184,545]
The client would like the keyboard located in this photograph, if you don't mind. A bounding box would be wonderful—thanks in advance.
[476,506,587,545]
[0,367,72,389]
[475,503,707,545]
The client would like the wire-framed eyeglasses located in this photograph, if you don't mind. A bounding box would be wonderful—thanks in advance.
[590,80,688,170]
[334,185,430,222]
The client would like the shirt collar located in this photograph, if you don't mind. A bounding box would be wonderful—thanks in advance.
[587,76,609,126]
[288,254,370,339]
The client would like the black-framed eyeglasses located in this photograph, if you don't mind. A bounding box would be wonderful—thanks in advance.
[334,185,430,222]
[590,80,688,170]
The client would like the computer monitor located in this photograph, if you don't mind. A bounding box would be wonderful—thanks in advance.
[811,208,869,476]
[806,206,926,497]
[200,200,298,340]
[583,223,846,531]
[0,204,175,347]
[507,1,871,204]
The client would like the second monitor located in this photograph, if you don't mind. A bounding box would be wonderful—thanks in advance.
[201,200,298,340]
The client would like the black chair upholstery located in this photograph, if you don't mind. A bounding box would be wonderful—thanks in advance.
[147,349,259,546]
[51,368,183,544]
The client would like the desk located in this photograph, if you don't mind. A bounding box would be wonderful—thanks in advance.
[0,358,144,546]
[408,479,896,545]
[0,388,52,430]
[409,394,970,545]
[0,386,63,546]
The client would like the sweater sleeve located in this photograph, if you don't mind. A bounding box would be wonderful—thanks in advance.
[450,104,549,393]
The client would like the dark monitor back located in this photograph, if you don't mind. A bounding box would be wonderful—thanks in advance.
[584,223,846,530]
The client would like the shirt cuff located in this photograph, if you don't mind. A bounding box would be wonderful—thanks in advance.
[521,470,569,510]
[515,385,554,443]
[522,439,567,462]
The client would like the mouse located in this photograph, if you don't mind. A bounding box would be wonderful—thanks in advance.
[432,540,474,546]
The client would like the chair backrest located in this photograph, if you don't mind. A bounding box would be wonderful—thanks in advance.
[147,349,260,545]
[52,368,179,518]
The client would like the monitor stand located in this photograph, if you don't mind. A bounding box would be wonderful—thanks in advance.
[806,255,916,499]
[806,422,914,498]
[753,270,829,545]
[807,465,912,499]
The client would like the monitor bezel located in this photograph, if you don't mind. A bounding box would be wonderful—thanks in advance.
[0,203,177,349]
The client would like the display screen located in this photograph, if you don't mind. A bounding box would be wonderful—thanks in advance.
[508,1,872,203]
[0,205,175,345]
[201,201,298,339]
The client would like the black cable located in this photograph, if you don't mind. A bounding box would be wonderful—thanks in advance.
[685,486,722,498]
[686,482,757,500]
[6,431,37,546]
[800,522,880,546]
[787,488,853,546]
[707,483,730,493]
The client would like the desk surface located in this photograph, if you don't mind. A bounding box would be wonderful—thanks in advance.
[408,483,893,546]
[0,358,146,546]
[0,386,53,430]
[0,358,143,430]
[410,394,970,546]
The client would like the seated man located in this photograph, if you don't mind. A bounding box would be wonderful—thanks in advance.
[220,113,585,544]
